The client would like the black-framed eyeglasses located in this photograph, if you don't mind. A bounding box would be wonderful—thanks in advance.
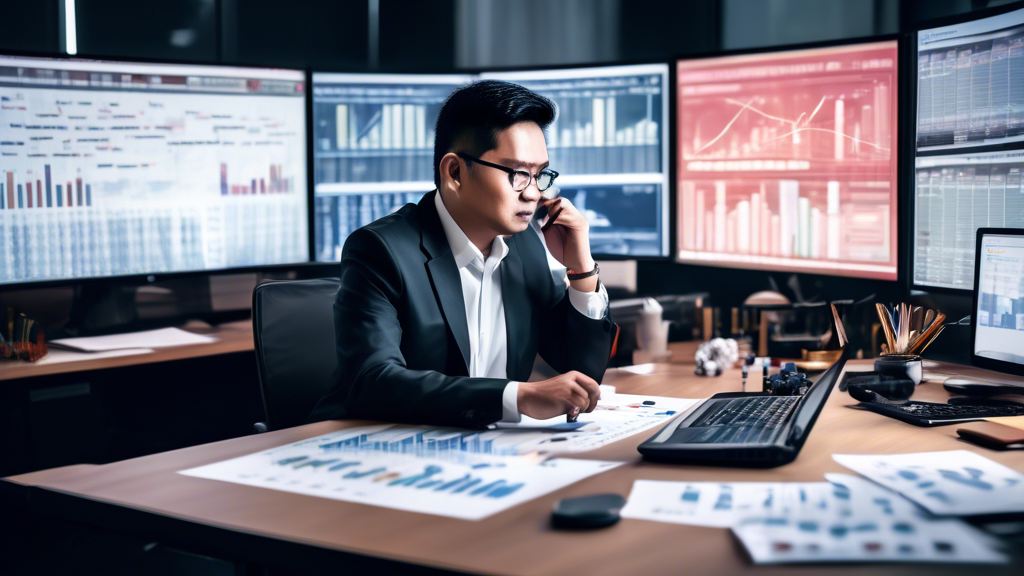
[456,152,559,192]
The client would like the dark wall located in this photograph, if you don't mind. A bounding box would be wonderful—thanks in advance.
[0,1,61,54]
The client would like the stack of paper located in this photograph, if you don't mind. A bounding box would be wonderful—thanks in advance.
[621,450,1019,564]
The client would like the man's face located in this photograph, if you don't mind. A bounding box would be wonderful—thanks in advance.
[460,121,548,236]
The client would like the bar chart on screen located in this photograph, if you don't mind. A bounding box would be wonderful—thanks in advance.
[482,64,671,257]
[311,74,471,262]
[0,56,309,284]
[676,41,899,279]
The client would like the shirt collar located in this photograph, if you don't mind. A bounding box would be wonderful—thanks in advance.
[434,191,509,270]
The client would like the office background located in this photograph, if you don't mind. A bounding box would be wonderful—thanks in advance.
[0,0,1017,473]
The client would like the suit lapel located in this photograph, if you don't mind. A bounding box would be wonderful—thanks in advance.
[501,235,529,378]
[419,191,472,374]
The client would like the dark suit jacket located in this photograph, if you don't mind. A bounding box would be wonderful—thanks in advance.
[309,190,616,429]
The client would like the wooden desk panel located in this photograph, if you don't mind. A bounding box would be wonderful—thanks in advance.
[6,353,1024,575]
[0,320,254,381]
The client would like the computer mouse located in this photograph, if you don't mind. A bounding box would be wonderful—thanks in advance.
[551,493,626,529]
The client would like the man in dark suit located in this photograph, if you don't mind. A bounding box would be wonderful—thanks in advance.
[310,81,615,429]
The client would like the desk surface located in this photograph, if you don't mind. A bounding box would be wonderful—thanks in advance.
[6,349,1024,575]
[0,320,254,381]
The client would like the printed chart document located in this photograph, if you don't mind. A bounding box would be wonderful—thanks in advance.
[621,480,841,528]
[497,393,699,452]
[619,474,1005,563]
[833,451,1024,516]
[733,474,1006,565]
[180,426,623,520]
[50,327,217,352]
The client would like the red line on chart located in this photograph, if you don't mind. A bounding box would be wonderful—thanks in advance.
[694,97,890,156]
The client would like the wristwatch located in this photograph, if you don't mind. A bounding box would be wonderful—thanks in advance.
[566,262,599,281]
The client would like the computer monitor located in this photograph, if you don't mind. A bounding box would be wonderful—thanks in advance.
[971,228,1024,376]
[480,64,671,258]
[675,40,900,280]
[913,5,1024,291]
[311,73,473,262]
[0,54,309,286]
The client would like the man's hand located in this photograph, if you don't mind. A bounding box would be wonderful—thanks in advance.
[517,371,600,420]
[540,197,598,293]
[540,197,593,273]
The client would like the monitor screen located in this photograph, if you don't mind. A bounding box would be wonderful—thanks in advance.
[312,73,473,262]
[480,65,671,258]
[0,55,308,285]
[914,6,1024,290]
[974,231,1024,365]
[675,41,900,280]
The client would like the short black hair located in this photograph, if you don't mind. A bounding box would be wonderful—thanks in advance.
[433,80,556,188]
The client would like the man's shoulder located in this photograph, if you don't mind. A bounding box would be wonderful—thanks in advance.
[349,201,422,252]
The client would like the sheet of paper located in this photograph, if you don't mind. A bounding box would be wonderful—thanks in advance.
[734,475,1006,565]
[50,327,217,351]
[833,450,1024,516]
[179,427,622,520]
[500,393,699,453]
[621,479,854,528]
[34,347,155,364]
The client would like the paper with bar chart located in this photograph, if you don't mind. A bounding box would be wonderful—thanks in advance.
[0,56,308,284]
[676,42,899,279]
[179,425,622,520]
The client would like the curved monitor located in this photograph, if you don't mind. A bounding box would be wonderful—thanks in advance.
[675,40,900,280]
[913,5,1024,291]
[0,54,309,286]
[312,64,671,261]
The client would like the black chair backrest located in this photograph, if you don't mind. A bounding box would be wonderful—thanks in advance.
[252,278,340,431]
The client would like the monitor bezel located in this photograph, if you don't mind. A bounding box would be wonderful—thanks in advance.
[0,48,316,291]
[670,33,905,283]
[908,1,1024,295]
[970,227,1024,378]
[309,60,677,261]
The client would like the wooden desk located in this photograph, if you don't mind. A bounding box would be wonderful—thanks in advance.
[4,351,1024,575]
[0,320,254,382]
[0,319,261,477]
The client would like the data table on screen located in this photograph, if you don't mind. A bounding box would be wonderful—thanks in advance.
[914,6,1024,291]
[676,41,900,280]
[0,56,308,285]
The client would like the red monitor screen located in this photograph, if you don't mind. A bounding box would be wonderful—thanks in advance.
[676,41,899,280]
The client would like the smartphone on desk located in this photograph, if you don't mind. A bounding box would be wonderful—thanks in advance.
[957,421,1024,450]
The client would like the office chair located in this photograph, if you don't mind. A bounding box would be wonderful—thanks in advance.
[251,278,340,432]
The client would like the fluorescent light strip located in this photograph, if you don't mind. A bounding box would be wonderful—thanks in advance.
[65,0,77,55]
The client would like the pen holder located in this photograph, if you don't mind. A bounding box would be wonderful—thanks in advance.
[873,354,923,386]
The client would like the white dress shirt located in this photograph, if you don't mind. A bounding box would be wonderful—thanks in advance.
[433,192,608,422]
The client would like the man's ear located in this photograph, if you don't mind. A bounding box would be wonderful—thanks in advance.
[440,152,461,191]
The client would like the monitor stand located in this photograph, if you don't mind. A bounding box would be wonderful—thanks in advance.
[64,283,140,336]
[63,277,211,337]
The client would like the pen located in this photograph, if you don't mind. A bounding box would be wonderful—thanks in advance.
[567,407,581,423]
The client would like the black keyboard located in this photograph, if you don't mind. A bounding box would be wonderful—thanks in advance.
[670,396,800,445]
[861,400,1024,426]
